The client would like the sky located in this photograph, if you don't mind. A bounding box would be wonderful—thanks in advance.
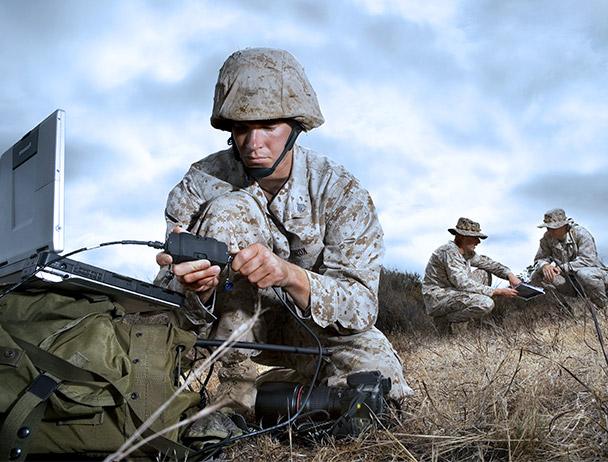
[1,0,607,285]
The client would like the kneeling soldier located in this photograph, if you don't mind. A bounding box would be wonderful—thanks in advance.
[422,218,521,333]
[530,208,608,310]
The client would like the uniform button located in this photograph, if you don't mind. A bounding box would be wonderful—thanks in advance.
[132,358,140,364]
[9,447,22,460]
[135,332,143,337]
[17,427,30,439]
[131,392,139,400]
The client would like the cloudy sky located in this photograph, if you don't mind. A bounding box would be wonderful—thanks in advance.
[1,0,607,285]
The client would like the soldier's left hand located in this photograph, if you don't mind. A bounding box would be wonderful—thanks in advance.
[231,243,291,289]
[232,243,312,310]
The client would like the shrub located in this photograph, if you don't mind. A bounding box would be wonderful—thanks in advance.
[377,266,433,333]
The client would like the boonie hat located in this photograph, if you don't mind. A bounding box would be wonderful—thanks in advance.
[537,208,574,229]
[448,217,488,239]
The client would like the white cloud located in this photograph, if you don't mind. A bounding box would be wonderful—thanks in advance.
[81,1,238,89]
[2,0,607,282]
[354,0,459,27]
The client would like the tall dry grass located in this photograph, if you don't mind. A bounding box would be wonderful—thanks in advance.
[224,268,608,461]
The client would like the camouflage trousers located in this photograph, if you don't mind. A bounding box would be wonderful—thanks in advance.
[530,265,608,309]
[424,270,494,323]
[190,191,412,412]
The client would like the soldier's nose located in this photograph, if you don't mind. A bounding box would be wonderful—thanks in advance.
[245,129,261,150]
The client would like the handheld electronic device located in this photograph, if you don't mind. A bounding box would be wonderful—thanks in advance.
[164,232,230,267]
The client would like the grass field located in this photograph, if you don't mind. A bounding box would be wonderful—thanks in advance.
[224,268,608,461]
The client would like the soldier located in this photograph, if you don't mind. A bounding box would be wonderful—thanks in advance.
[154,48,413,415]
[422,217,521,333]
[530,208,608,309]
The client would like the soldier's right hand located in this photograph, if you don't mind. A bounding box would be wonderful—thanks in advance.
[541,263,561,283]
[156,227,221,301]
[492,287,519,298]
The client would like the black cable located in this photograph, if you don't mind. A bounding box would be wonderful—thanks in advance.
[194,286,325,458]
[0,240,165,302]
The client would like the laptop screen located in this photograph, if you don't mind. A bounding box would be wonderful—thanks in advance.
[0,109,65,267]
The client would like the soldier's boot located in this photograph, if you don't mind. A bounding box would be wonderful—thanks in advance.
[213,360,258,417]
[182,408,245,450]
[432,315,453,336]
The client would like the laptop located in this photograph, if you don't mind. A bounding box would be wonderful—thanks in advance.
[0,110,184,312]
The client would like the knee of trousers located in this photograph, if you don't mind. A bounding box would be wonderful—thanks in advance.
[574,268,603,287]
[322,328,412,401]
[193,191,274,252]
[573,269,608,302]
[474,295,495,314]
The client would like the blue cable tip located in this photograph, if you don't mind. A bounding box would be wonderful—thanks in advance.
[224,280,234,292]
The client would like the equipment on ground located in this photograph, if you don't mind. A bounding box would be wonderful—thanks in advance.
[255,370,391,438]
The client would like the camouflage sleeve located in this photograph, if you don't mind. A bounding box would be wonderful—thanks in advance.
[443,249,494,297]
[569,227,600,271]
[162,166,209,237]
[154,163,220,326]
[469,254,512,280]
[533,236,552,269]
[306,180,383,334]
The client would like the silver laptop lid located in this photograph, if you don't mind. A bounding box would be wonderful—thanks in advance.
[0,109,65,267]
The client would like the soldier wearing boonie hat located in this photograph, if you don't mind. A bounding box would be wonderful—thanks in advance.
[537,208,575,229]
[422,217,522,334]
[531,208,608,309]
[154,48,412,419]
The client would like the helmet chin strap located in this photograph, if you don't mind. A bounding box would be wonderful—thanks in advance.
[230,125,302,179]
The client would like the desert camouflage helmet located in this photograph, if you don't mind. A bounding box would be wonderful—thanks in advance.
[210,48,325,132]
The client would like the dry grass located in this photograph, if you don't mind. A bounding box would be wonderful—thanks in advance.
[222,270,608,461]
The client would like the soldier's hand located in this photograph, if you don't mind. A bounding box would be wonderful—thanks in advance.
[157,251,221,297]
[231,243,312,310]
[156,227,221,301]
[542,263,560,283]
[492,287,519,298]
[231,243,291,289]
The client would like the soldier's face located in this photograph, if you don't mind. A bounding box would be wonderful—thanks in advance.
[232,120,293,171]
[548,225,569,240]
[460,236,481,253]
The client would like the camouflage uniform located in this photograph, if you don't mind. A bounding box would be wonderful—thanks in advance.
[155,144,412,408]
[422,241,512,323]
[530,224,608,309]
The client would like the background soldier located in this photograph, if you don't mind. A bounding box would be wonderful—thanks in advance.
[530,208,608,309]
[155,48,413,415]
[422,217,521,334]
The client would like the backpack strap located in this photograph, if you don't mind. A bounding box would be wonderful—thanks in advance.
[0,337,101,461]
[0,372,59,461]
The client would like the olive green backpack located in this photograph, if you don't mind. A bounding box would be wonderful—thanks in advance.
[0,290,202,461]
